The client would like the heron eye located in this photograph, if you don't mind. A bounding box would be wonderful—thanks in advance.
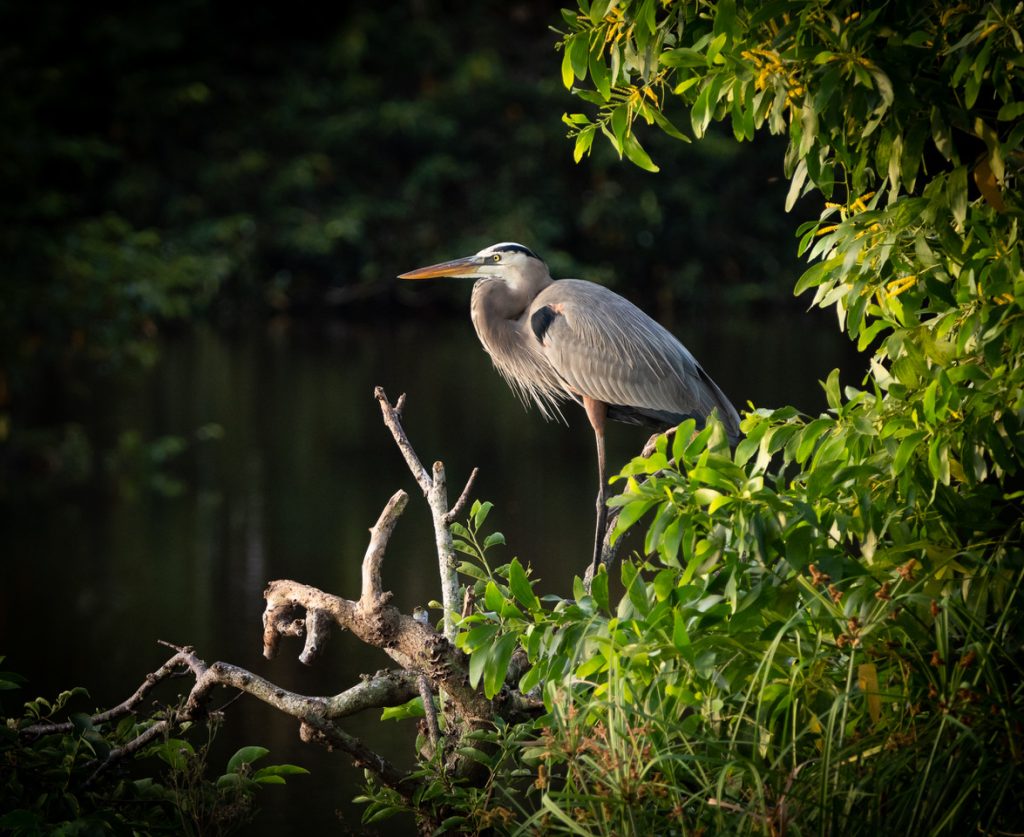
[492,253,501,262]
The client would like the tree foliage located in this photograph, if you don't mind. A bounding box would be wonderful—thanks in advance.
[359,1,1024,833]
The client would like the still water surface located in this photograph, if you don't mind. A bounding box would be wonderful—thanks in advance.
[2,307,861,833]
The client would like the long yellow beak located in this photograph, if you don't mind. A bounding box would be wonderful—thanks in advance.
[397,255,484,280]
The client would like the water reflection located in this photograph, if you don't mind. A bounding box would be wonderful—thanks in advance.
[1,307,861,833]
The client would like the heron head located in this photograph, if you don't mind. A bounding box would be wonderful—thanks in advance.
[398,242,546,283]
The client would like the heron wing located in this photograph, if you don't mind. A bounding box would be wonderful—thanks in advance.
[529,279,741,439]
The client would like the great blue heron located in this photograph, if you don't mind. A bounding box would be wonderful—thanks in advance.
[399,242,741,575]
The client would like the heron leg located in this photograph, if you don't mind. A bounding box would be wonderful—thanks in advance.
[584,397,609,578]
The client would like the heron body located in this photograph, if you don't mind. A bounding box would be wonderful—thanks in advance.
[399,242,741,574]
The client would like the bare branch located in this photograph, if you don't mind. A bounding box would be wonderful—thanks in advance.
[262,603,306,660]
[374,387,462,641]
[444,466,480,526]
[376,386,431,492]
[61,647,425,798]
[300,720,416,802]
[359,489,408,613]
[299,608,334,666]
[418,675,441,753]
[324,670,421,718]
[19,649,196,738]
[191,658,421,799]
[262,579,490,726]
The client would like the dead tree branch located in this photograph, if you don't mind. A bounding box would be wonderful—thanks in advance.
[375,386,461,641]
[444,466,480,526]
[19,389,547,825]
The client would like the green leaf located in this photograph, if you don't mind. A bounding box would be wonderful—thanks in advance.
[366,805,405,825]
[612,497,658,538]
[653,568,675,601]
[484,580,504,613]
[713,0,737,39]
[561,43,575,89]
[671,420,697,465]
[622,561,650,615]
[706,32,728,66]
[381,696,425,721]
[672,609,694,662]
[152,739,195,770]
[931,106,955,161]
[786,158,809,212]
[227,746,269,774]
[794,256,841,296]
[589,0,611,23]
[928,437,950,485]
[590,42,611,100]
[893,430,927,474]
[691,81,714,138]
[570,32,590,81]
[473,500,493,530]
[868,67,894,111]
[659,515,685,566]
[948,165,968,228]
[508,558,540,612]
[661,48,707,68]
[997,101,1024,121]
[457,561,488,580]
[824,369,842,410]
[483,532,506,549]
[651,107,690,141]
[484,633,518,699]
[469,640,489,688]
[610,105,628,152]
[463,623,499,654]
[795,418,833,463]
[623,132,660,172]
[573,126,596,163]
[253,764,310,784]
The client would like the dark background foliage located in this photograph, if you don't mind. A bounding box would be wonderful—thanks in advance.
[0,1,809,479]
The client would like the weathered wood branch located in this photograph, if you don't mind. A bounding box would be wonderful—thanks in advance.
[19,644,426,800]
[444,466,480,526]
[358,489,407,613]
[20,389,551,824]
[19,648,194,738]
[375,386,461,641]
[262,579,490,731]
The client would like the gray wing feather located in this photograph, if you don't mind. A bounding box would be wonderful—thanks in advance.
[530,280,741,438]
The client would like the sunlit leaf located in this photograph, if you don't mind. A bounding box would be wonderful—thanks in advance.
[483,633,518,699]
[508,558,540,612]
[623,132,660,172]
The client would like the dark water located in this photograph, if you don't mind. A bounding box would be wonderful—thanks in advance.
[1,306,861,833]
